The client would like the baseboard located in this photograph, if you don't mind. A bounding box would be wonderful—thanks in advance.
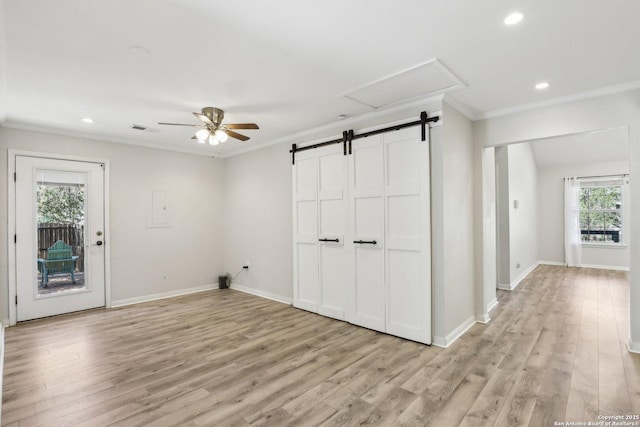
[111,284,217,307]
[0,323,5,423]
[580,263,629,272]
[538,260,565,266]
[538,260,629,271]
[498,262,539,291]
[475,313,490,324]
[476,298,499,324]
[230,283,292,305]
[433,315,476,348]
[628,338,640,354]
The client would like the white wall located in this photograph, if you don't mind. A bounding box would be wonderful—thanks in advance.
[507,143,538,283]
[0,0,6,123]
[432,102,476,344]
[222,142,293,302]
[474,88,640,353]
[537,160,630,269]
[494,145,510,286]
[1,127,226,318]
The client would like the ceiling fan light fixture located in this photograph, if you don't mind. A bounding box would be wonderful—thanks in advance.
[195,128,210,141]
[209,134,220,145]
[215,129,229,143]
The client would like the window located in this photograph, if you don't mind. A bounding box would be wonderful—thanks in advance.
[579,181,624,244]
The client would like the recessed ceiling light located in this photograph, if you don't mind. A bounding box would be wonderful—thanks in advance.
[81,117,94,123]
[504,11,525,26]
[337,114,347,121]
[535,81,550,90]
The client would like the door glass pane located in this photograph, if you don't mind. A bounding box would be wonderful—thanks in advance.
[36,170,87,296]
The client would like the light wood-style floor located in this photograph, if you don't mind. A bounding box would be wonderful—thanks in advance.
[2,265,640,426]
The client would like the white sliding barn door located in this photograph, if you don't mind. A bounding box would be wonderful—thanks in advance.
[384,129,431,344]
[348,136,385,331]
[293,145,348,319]
[293,122,432,345]
[292,152,319,312]
[317,148,348,320]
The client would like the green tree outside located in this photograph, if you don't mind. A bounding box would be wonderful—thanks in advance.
[579,186,622,242]
[37,185,85,224]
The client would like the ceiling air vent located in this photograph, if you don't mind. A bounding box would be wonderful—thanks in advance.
[131,124,147,131]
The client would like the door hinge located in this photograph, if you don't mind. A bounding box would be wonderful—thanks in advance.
[14,234,17,243]
[14,172,16,182]
[15,295,17,305]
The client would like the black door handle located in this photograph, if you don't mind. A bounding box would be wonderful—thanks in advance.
[318,238,340,243]
[94,240,103,246]
[353,240,377,245]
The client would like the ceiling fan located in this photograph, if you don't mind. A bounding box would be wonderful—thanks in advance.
[158,107,259,145]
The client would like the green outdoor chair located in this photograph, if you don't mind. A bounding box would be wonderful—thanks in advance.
[37,240,79,287]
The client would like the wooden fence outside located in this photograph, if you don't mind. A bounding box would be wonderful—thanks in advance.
[37,224,84,272]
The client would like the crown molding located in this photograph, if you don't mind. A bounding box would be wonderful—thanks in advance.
[0,121,220,158]
[220,93,445,158]
[476,80,640,121]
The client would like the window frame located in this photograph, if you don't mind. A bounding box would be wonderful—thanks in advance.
[578,178,627,247]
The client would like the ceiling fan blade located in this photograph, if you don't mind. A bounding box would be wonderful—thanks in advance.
[193,112,214,125]
[158,122,200,127]
[223,123,259,130]
[225,129,250,141]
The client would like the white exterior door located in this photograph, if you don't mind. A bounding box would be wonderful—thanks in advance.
[384,129,431,343]
[15,156,106,321]
[348,136,385,331]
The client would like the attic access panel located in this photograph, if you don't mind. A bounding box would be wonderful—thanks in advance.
[343,59,465,109]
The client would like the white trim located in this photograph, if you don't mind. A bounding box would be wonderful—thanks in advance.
[629,338,640,354]
[475,313,490,324]
[581,243,627,249]
[111,284,217,307]
[538,260,565,266]
[443,96,477,121]
[488,298,499,312]
[432,315,476,348]
[497,262,538,291]
[7,150,111,325]
[230,283,292,305]
[2,121,214,158]
[579,263,629,272]
[2,94,445,160]
[476,80,640,120]
[0,323,5,423]
[538,260,628,271]
[223,96,445,158]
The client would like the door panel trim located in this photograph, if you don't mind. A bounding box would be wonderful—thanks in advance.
[8,149,111,325]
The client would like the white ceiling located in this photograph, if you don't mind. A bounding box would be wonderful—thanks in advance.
[1,0,640,157]
[529,127,629,169]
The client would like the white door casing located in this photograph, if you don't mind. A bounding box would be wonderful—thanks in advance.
[15,156,106,321]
